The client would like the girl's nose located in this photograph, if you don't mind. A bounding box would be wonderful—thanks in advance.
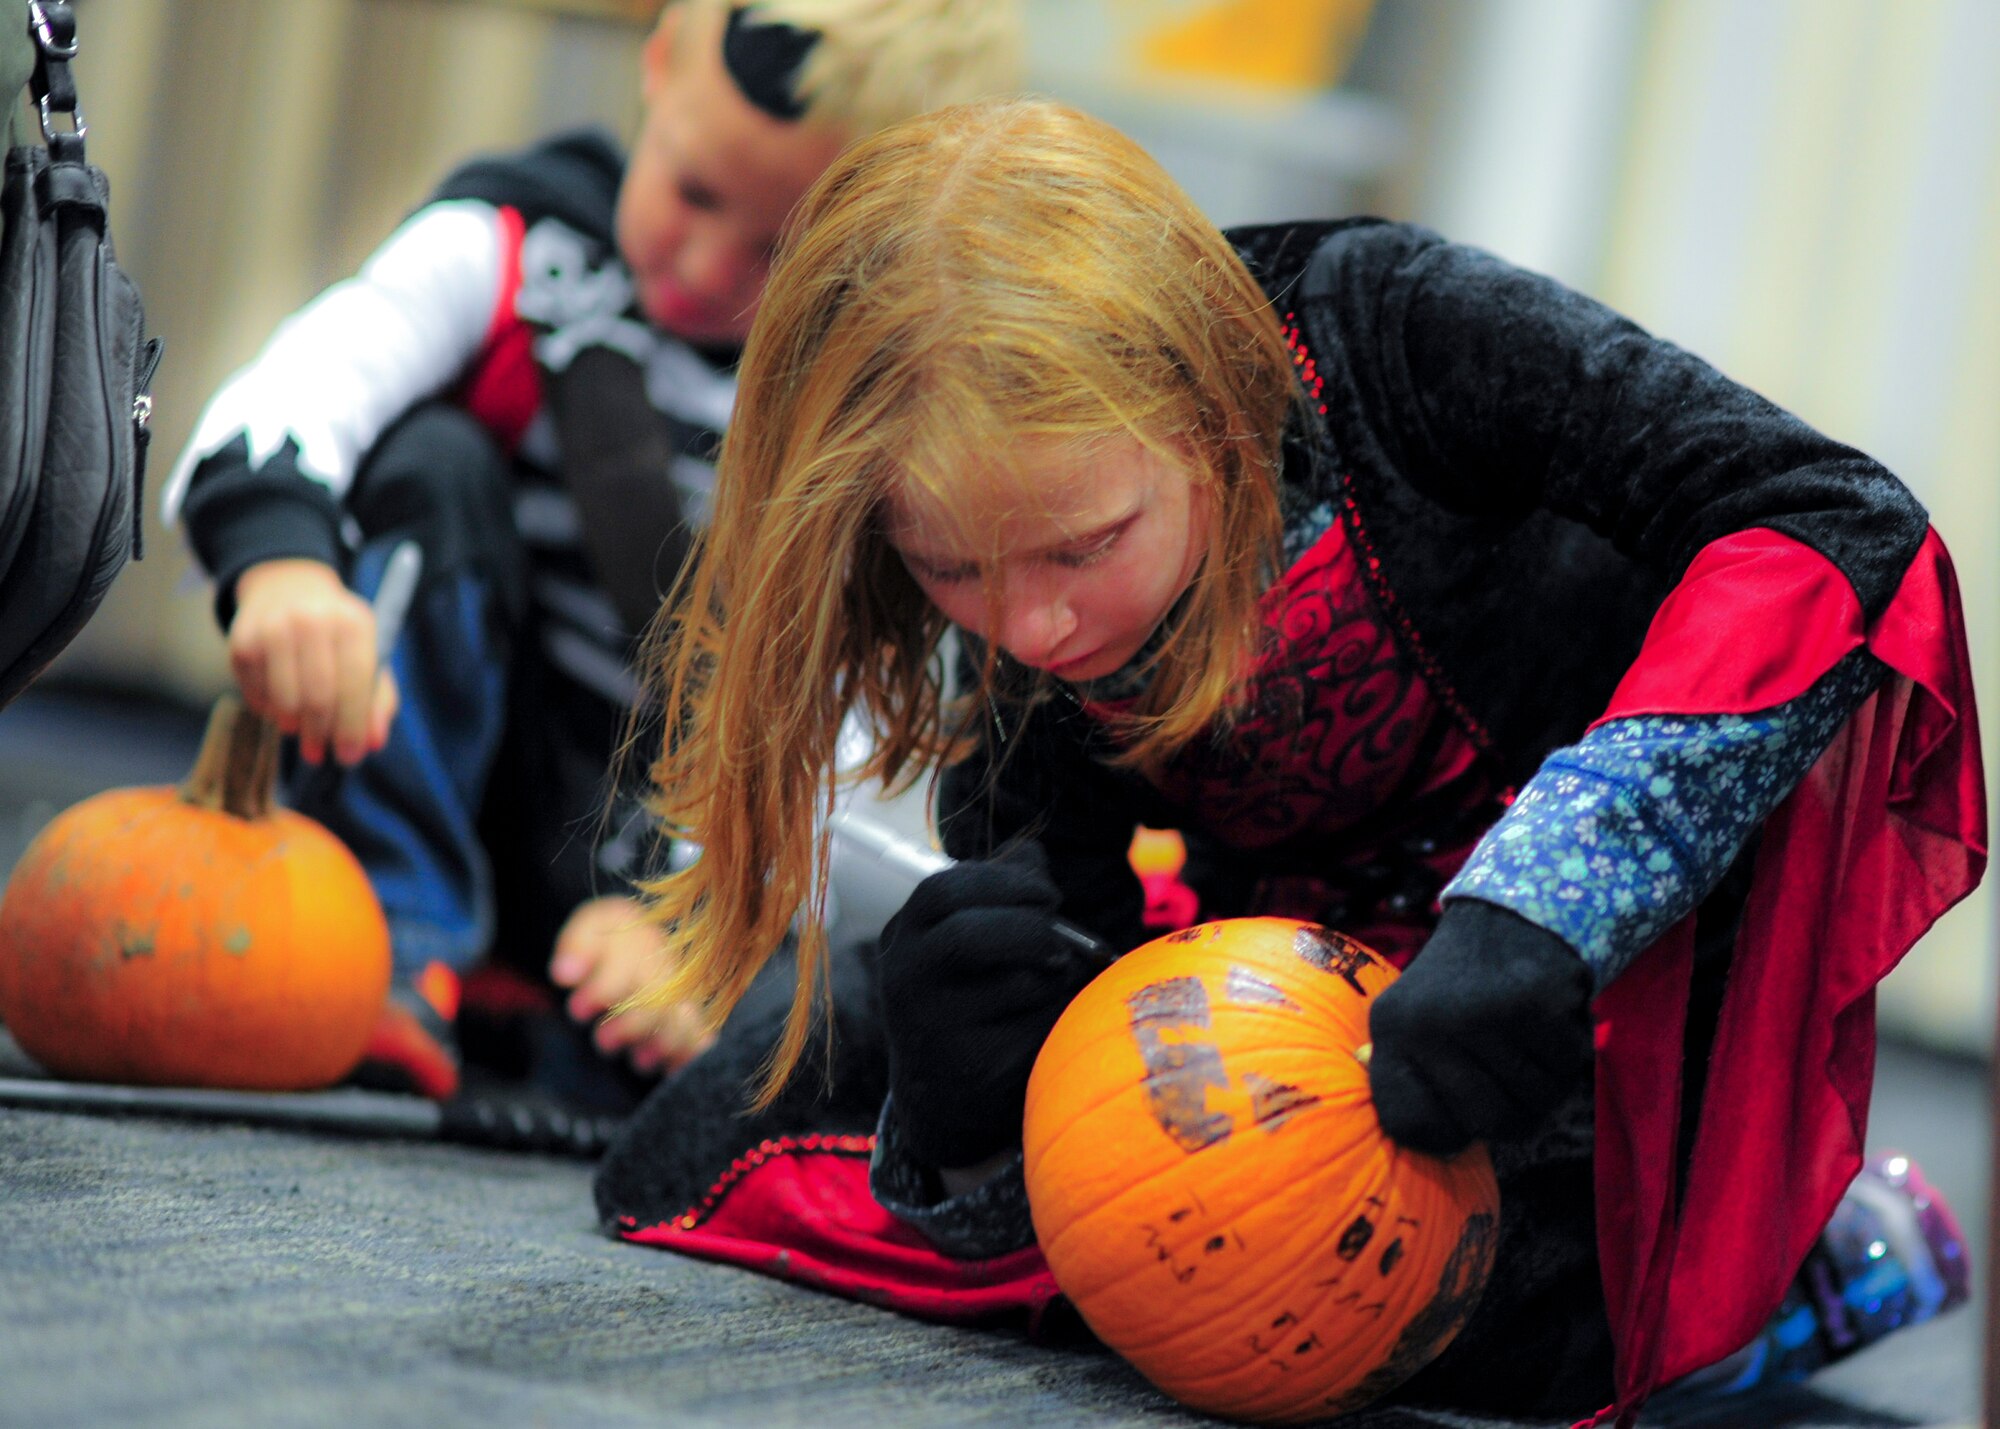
[999,590,1078,669]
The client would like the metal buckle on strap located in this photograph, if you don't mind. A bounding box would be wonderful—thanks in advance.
[36,93,85,143]
[27,1,78,60]
[27,1,86,144]
[27,1,77,60]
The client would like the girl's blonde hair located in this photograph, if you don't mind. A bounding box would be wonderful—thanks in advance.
[641,97,1297,1103]
[674,0,1025,134]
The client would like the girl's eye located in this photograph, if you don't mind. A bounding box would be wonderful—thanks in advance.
[906,556,978,586]
[1050,530,1121,569]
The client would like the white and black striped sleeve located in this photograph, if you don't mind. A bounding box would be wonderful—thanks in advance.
[161,198,515,614]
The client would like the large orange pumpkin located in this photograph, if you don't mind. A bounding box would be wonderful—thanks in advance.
[1023,917,1500,1423]
[0,695,390,1089]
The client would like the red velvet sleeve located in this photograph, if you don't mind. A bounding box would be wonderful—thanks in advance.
[1581,527,1986,1425]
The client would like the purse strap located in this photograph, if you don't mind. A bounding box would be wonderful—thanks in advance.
[24,1,82,164]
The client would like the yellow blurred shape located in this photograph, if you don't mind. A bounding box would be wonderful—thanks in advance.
[1127,825,1187,879]
[1129,0,1376,93]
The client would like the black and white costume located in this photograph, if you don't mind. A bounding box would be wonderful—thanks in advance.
[164,130,726,978]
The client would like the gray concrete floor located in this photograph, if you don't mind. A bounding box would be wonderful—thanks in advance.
[0,686,1987,1428]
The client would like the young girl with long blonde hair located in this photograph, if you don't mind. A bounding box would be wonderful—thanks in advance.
[599,98,1982,1421]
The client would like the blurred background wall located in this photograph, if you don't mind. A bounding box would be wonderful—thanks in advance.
[45,0,2000,1053]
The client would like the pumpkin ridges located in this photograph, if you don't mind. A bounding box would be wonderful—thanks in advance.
[1072,1143,1382,1353]
[1117,1197,1432,1423]
[1095,1142,1497,1423]
[1028,993,1361,1114]
[1029,1069,1382,1285]
[1038,1132,1384,1327]
[1044,1096,1388,1327]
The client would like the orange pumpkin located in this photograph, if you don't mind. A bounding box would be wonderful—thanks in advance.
[1024,917,1500,1423]
[0,695,390,1090]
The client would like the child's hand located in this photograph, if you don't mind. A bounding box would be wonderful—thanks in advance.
[229,558,398,767]
[874,843,1114,1170]
[1365,900,1594,1157]
[549,895,715,1077]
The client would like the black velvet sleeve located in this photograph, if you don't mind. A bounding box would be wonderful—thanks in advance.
[1298,224,1929,620]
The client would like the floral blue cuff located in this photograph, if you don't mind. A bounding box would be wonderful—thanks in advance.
[1441,652,1882,989]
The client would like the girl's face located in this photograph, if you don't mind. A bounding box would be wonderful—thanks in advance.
[886,438,1210,683]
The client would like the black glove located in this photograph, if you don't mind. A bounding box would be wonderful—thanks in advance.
[873,842,1115,1169]
[1367,899,1594,1157]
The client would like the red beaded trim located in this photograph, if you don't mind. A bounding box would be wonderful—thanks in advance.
[1335,490,1497,755]
[1282,310,1329,417]
[614,1132,877,1236]
[1281,312,1496,757]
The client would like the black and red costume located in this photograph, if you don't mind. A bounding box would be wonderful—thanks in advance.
[595,220,1984,1426]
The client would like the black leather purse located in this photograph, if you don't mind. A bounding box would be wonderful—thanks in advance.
[0,0,157,709]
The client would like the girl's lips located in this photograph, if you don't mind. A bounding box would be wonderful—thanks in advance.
[1048,648,1105,678]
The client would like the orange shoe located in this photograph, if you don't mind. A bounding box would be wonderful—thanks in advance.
[351,962,461,1101]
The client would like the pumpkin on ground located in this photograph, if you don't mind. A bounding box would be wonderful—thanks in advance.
[1023,917,1500,1424]
[0,695,390,1090]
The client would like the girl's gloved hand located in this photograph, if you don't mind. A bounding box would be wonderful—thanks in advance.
[874,842,1115,1171]
[1366,899,1594,1157]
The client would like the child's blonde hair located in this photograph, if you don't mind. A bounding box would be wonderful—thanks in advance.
[674,0,1025,134]
[642,97,1297,1103]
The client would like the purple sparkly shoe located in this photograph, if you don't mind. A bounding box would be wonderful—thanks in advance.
[1660,1153,1970,1402]
[1806,1152,1972,1351]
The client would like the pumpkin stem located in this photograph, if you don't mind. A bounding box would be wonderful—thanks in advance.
[181,694,281,820]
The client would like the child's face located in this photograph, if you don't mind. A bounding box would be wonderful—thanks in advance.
[887,438,1212,683]
[618,5,848,345]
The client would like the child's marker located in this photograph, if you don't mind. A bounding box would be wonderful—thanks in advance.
[296,540,423,808]
[369,540,423,665]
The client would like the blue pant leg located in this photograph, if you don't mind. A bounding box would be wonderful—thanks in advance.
[290,551,508,978]
[287,403,523,980]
